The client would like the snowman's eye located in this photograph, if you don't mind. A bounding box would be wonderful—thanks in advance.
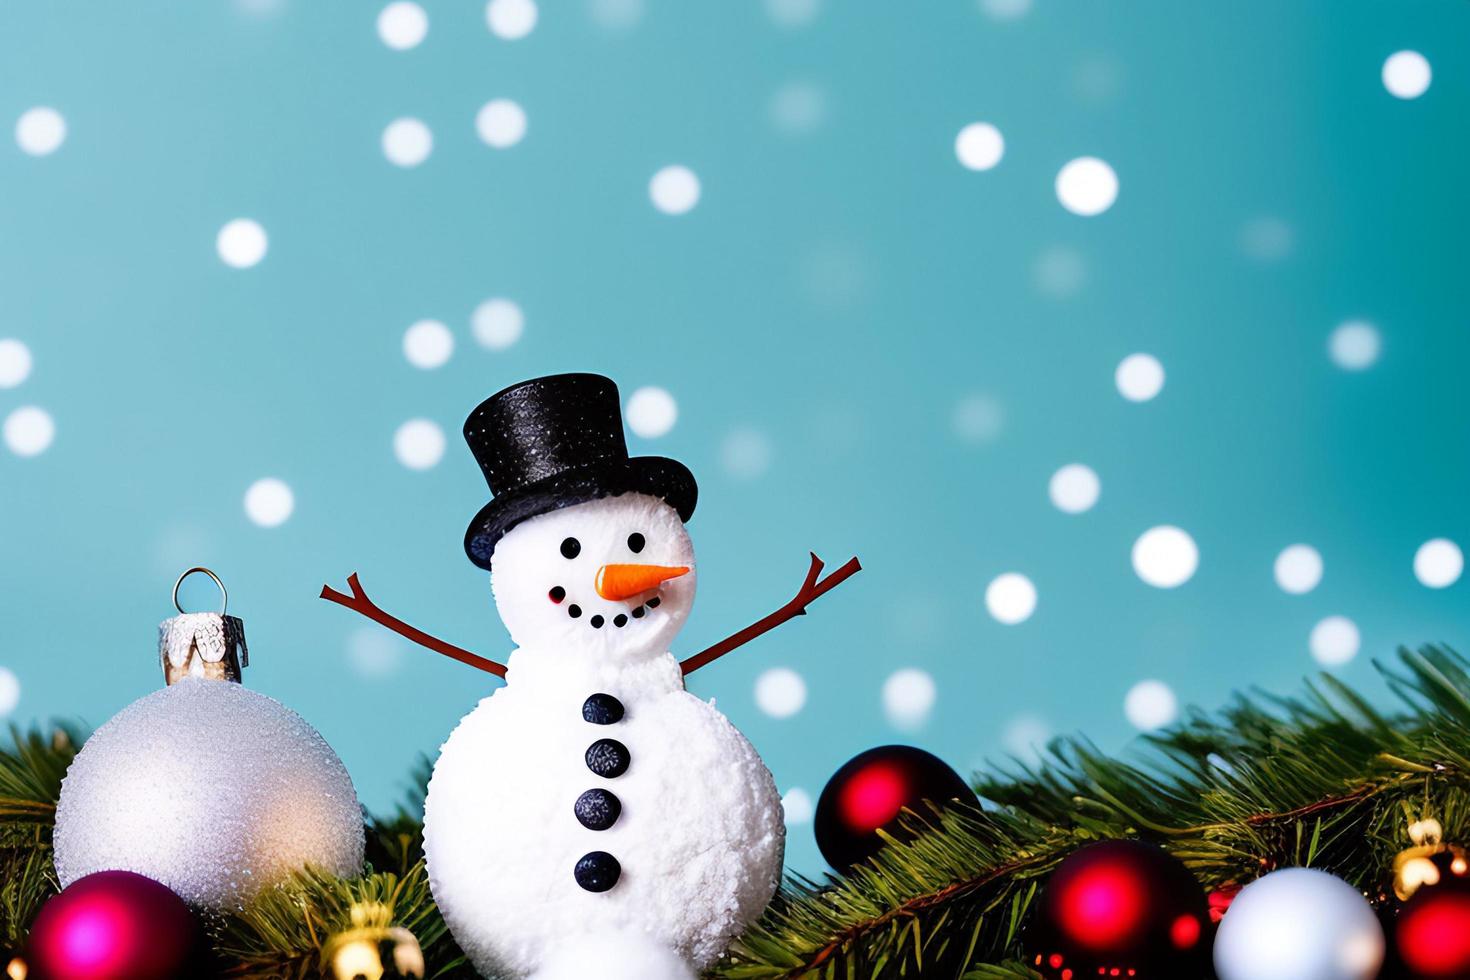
[560,537,581,559]
[627,532,645,554]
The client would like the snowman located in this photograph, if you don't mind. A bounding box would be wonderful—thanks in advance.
[323,373,859,980]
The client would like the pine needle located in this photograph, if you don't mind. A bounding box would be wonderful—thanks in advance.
[714,645,1470,978]
[0,723,80,955]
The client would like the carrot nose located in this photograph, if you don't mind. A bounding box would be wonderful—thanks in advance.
[595,563,690,601]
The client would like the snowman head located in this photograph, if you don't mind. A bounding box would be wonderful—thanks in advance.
[489,492,695,660]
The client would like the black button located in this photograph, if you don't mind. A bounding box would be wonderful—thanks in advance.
[646,597,661,608]
[582,693,625,725]
[574,788,621,830]
[585,738,630,778]
[574,851,621,892]
[590,615,604,629]
[613,614,628,628]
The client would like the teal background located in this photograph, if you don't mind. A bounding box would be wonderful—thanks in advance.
[0,1,1466,876]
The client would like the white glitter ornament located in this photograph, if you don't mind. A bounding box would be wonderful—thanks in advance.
[53,568,364,911]
[1213,867,1385,980]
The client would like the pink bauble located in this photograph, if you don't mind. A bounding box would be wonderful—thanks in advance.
[27,871,203,980]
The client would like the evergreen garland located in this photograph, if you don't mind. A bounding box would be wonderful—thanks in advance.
[1,645,1467,978]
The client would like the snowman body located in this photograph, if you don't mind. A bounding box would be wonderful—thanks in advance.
[422,493,785,979]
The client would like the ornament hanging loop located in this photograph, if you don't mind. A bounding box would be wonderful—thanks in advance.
[161,568,248,685]
[173,566,229,615]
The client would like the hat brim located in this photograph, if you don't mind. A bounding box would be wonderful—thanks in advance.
[464,456,697,570]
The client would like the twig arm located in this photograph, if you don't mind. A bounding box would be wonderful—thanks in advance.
[320,573,507,678]
[680,553,861,676]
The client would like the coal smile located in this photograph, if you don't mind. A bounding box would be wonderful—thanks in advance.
[554,587,661,630]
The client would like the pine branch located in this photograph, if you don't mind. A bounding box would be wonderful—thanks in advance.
[365,755,434,877]
[714,645,1470,978]
[0,724,80,821]
[211,862,477,980]
[0,724,81,955]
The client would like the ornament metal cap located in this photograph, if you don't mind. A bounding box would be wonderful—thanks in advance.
[159,567,249,685]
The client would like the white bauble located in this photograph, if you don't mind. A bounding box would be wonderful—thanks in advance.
[54,677,364,910]
[1213,868,1385,980]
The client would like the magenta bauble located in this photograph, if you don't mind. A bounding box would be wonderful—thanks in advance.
[26,871,204,980]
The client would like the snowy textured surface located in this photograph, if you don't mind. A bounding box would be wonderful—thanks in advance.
[424,495,784,978]
[54,678,364,910]
[532,931,695,980]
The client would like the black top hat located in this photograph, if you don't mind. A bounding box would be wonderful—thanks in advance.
[463,373,697,569]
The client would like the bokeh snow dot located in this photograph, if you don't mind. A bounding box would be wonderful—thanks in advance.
[348,627,403,678]
[1034,246,1087,298]
[1274,544,1323,595]
[1002,714,1051,764]
[1056,156,1118,216]
[1049,463,1100,514]
[382,117,432,167]
[1329,320,1381,371]
[477,99,527,148]
[216,219,268,269]
[985,573,1037,625]
[590,0,644,32]
[0,667,19,717]
[3,406,54,457]
[1310,616,1360,666]
[955,122,1004,171]
[486,0,538,38]
[721,428,773,480]
[625,386,677,438]
[403,319,453,369]
[781,787,814,825]
[979,0,1031,21]
[755,667,807,718]
[394,418,446,470]
[765,0,820,28]
[15,107,66,156]
[1124,680,1177,731]
[649,165,701,215]
[0,339,33,388]
[1115,353,1165,402]
[883,668,936,730]
[952,393,1003,444]
[1414,538,1464,589]
[244,478,294,527]
[770,81,825,134]
[1383,50,1431,99]
[1132,526,1198,588]
[1240,216,1294,261]
[377,2,428,49]
[472,298,524,350]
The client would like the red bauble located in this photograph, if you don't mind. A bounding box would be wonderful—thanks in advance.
[1392,878,1470,978]
[1026,840,1209,978]
[814,745,974,869]
[27,871,205,980]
